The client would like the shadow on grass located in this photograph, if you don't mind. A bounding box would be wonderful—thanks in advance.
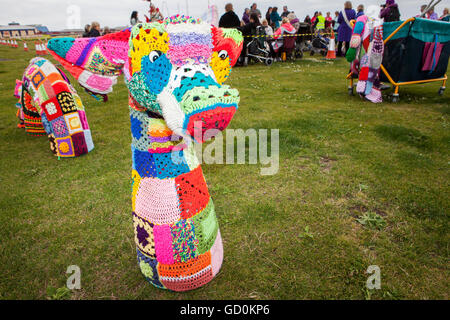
[374,125,433,150]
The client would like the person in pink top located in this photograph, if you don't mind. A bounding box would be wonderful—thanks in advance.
[272,17,296,61]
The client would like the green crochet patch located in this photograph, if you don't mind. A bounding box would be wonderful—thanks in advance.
[139,260,154,279]
[127,72,162,114]
[222,28,244,46]
[191,200,218,255]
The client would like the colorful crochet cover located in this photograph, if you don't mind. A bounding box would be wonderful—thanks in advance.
[14,57,94,157]
[48,16,243,291]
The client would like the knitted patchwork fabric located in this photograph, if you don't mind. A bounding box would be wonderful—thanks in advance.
[125,17,242,292]
[49,16,243,292]
[16,58,94,157]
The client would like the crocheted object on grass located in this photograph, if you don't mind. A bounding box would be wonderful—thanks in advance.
[15,58,94,157]
[49,16,243,292]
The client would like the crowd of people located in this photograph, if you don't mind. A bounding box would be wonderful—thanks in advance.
[218,1,449,60]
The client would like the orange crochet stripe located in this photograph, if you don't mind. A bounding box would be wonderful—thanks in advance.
[158,251,211,278]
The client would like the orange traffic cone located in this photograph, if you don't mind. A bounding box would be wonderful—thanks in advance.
[24,42,28,51]
[326,31,337,60]
[35,42,41,55]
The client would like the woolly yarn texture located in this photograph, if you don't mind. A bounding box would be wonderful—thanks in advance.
[48,16,243,291]
[15,58,94,157]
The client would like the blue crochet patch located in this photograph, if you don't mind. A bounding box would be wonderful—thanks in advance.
[133,148,157,178]
[141,54,172,95]
[130,114,143,140]
[353,21,365,35]
[153,151,190,179]
[34,59,46,67]
[173,72,218,102]
[40,112,52,135]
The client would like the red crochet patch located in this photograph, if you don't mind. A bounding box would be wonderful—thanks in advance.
[175,166,210,220]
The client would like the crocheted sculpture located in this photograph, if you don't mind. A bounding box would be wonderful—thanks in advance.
[14,57,94,157]
[346,16,384,103]
[48,16,243,291]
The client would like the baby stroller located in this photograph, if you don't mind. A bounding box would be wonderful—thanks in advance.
[310,33,329,56]
[296,22,313,58]
[245,26,274,66]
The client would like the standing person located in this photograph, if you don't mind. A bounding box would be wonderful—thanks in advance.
[219,3,241,28]
[311,11,318,26]
[333,11,340,32]
[325,12,333,29]
[102,26,111,35]
[130,11,140,26]
[356,4,365,18]
[238,13,261,63]
[281,6,290,18]
[82,24,90,38]
[440,8,450,21]
[380,0,400,22]
[287,11,300,31]
[270,7,282,29]
[426,8,439,20]
[337,1,356,57]
[316,12,326,33]
[88,22,101,37]
[242,8,250,25]
[147,3,163,22]
[266,7,273,25]
[250,3,262,18]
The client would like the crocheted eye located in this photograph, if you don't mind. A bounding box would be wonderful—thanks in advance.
[218,50,228,60]
[149,51,162,63]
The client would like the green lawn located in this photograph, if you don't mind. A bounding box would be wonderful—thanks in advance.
[0,44,448,300]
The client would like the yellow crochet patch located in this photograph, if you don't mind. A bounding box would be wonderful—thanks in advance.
[210,51,231,85]
[131,169,141,212]
[131,28,169,73]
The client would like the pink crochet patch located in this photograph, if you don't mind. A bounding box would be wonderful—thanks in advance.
[135,177,180,225]
[97,40,129,64]
[78,110,89,130]
[65,38,92,64]
[167,44,212,65]
[153,224,175,265]
[210,230,223,277]
[85,74,113,92]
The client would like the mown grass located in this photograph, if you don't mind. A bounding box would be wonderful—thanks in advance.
[0,45,448,300]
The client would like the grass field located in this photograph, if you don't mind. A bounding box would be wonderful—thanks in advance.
[0,44,448,300]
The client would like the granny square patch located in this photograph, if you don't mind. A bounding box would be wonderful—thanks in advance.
[51,116,69,138]
[31,71,45,88]
[56,136,75,157]
[133,212,156,258]
[64,113,83,134]
[41,97,63,121]
[57,91,77,114]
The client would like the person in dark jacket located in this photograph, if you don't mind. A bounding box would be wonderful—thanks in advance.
[266,7,273,25]
[242,8,250,25]
[82,24,90,38]
[380,0,400,22]
[219,3,241,28]
[237,13,261,63]
[87,21,101,37]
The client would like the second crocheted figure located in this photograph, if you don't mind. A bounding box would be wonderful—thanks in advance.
[14,57,94,157]
[48,16,243,291]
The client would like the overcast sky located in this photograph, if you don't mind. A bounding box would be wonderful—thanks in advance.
[1,0,447,30]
